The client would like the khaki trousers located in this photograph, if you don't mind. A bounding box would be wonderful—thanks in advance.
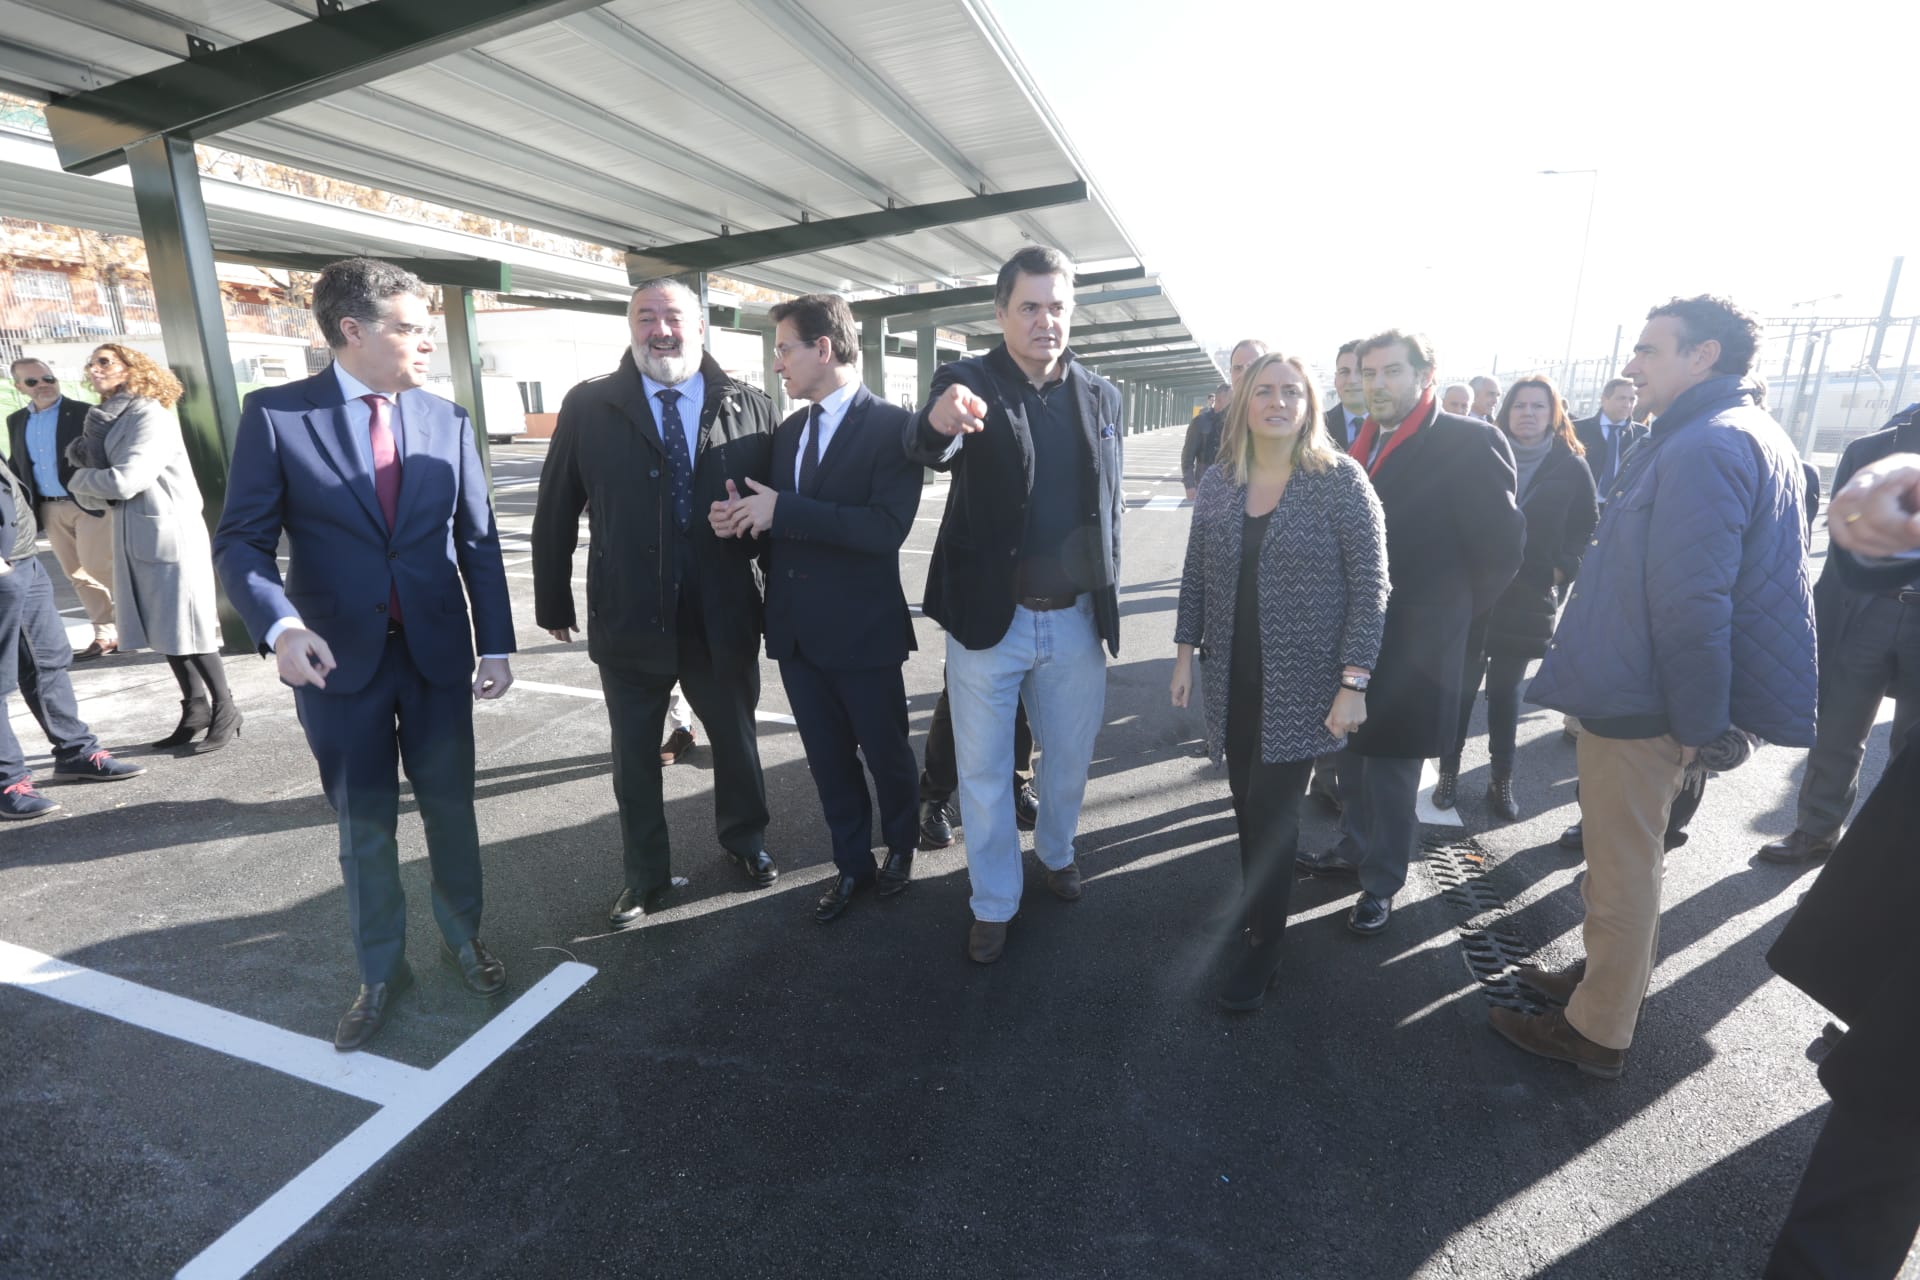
[1565,732,1686,1050]
[39,500,115,641]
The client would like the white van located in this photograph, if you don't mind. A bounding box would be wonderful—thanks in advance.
[421,375,529,444]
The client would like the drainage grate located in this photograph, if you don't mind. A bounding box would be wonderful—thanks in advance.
[1423,836,1540,1012]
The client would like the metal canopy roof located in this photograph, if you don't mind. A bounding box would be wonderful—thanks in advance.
[3,0,1150,303]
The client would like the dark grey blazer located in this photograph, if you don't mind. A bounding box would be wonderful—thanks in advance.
[1175,453,1389,763]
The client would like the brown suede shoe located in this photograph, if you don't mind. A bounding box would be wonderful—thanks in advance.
[1514,958,1586,1006]
[1045,862,1083,902]
[967,919,1008,964]
[1488,1005,1625,1079]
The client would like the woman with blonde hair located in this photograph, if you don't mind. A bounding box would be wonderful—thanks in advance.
[1171,350,1389,1010]
[65,343,237,750]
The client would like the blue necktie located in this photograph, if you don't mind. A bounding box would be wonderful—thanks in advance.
[657,388,693,530]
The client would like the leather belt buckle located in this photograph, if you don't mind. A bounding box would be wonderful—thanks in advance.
[1017,593,1077,612]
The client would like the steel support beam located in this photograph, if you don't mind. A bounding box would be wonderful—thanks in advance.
[876,283,1164,333]
[46,0,608,176]
[123,133,246,651]
[847,267,1144,322]
[861,318,886,397]
[970,319,1185,351]
[219,249,512,293]
[442,285,492,476]
[916,325,939,407]
[492,293,628,317]
[762,328,785,417]
[1071,338,1200,357]
[626,181,1087,279]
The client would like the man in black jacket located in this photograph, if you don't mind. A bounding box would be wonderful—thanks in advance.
[710,293,923,924]
[1181,383,1230,498]
[904,246,1125,965]
[1766,447,1920,1278]
[1759,403,1920,867]
[1324,338,1369,453]
[1572,377,1644,508]
[6,358,117,659]
[533,278,779,928]
[1297,330,1524,935]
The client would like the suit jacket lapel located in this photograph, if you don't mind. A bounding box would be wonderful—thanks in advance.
[304,371,385,532]
[808,387,867,495]
[393,388,444,526]
[771,408,802,494]
[1069,365,1102,474]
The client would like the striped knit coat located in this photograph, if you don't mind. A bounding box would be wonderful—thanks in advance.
[1175,454,1389,764]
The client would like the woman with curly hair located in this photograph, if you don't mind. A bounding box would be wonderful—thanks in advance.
[65,343,237,750]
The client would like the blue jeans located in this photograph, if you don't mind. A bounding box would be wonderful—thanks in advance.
[0,557,99,788]
[944,598,1107,923]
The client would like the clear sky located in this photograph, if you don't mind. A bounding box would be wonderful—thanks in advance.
[993,0,1920,380]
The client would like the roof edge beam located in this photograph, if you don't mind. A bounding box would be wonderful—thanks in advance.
[847,266,1145,321]
[626,180,1088,281]
[217,249,512,293]
[45,0,609,176]
[968,317,1182,350]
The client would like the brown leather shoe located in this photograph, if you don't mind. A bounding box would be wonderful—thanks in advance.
[1488,1005,1625,1079]
[967,919,1008,964]
[660,727,696,765]
[1756,829,1835,865]
[1045,862,1082,902]
[74,639,118,661]
[1513,958,1586,1006]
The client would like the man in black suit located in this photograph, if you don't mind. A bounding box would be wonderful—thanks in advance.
[1767,448,1920,1278]
[1323,338,1369,452]
[214,258,516,1050]
[1572,377,1644,509]
[905,246,1126,965]
[1180,383,1230,498]
[709,293,922,923]
[7,358,118,659]
[1298,330,1524,935]
[533,278,779,930]
[1758,402,1920,866]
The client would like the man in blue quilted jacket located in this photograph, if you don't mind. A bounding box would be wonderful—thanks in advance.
[1495,294,1816,1078]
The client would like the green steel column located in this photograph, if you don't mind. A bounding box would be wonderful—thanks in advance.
[761,326,783,416]
[861,316,886,396]
[916,325,938,409]
[123,133,246,652]
[442,284,491,480]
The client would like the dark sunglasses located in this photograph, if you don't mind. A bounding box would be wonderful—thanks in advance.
[89,355,120,369]
[19,376,57,387]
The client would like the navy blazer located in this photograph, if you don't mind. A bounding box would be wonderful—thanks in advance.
[213,367,515,696]
[761,385,922,669]
[6,396,92,505]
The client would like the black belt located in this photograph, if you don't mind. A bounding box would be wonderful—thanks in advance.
[1017,593,1079,612]
[39,495,74,504]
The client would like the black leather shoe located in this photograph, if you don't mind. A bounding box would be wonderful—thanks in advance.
[1488,776,1520,822]
[919,798,957,850]
[1558,821,1584,852]
[608,879,686,929]
[1296,846,1358,877]
[814,873,871,923]
[1014,777,1038,831]
[1432,760,1459,811]
[1757,829,1835,865]
[334,963,413,1052]
[876,850,913,897]
[1347,893,1392,936]
[730,848,779,887]
[441,938,506,997]
[1217,932,1284,1012]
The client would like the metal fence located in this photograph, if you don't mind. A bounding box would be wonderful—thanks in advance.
[1758,315,1918,461]
[0,270,317,365]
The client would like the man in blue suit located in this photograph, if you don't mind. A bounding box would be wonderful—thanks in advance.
[213,258,516,1052]
[711,293,923,922]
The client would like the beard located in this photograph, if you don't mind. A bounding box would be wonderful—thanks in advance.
[634,339,696,386]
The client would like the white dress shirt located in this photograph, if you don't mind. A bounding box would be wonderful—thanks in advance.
[792,379,859,488]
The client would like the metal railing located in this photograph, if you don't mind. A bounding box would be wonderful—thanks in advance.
[0,271,317,365]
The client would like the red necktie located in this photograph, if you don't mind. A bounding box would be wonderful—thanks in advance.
[363,393,404,624]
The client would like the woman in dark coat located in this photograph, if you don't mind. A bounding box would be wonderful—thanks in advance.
[1434,374,1596,819]
[1172,352,1388,1011]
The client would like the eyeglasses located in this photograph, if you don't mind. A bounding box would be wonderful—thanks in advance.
[19,376,57,387]
[89,355,120,369]
[774,338,825,358]
[372,321,433,339]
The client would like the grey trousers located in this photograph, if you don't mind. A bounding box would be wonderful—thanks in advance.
[1333,750,1425,900]
[1797,596,1920,840]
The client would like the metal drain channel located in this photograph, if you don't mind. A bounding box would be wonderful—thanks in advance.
[1422,836,1539,1012]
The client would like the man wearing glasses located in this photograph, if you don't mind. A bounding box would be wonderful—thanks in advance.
[6,358,118,660]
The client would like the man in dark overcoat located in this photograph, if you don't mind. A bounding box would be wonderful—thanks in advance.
[1298,330,1525,935]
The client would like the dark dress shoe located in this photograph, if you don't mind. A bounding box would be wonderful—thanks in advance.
[730,848,779,887]
[1014,777,1039,831]
[1346,892,1392,936]
[814,873,871,923]
[1296,846,1358,877]
[1558,821,1584,852]
[1432,760,1459,811]
[334,963,414,1052]
[1488,1005,1625,1079]
[660,727,696,765]
[876,850,913,897]
[1217,932,1284,1012]
[1045,861,1083,901]
[441,938,507,997]
[73,639,117,661]
[919,798,957,850]
[967,919,1008,964]
[1514,958,1586,1006]
[1757,829,1835,865]
[608,879,686,929]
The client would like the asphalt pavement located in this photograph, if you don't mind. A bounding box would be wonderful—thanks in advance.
[2,427,1914,1279]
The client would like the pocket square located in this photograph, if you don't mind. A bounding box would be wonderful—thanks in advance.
[1100,424,1117,439]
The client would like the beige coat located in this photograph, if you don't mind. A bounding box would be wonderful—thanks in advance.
[65,395,220,655]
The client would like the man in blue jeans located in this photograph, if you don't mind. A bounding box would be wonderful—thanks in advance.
[904,246,1125,964]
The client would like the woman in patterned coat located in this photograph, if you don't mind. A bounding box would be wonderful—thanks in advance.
[1171,351,1389,1011]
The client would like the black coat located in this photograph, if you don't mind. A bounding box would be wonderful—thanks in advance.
[1484,438,1597,661]
[1180,408,1223,489]
[532,351,775,674]
[1347,408,1526,758]
[1324,403,1364,453]
[1809,407,1920,662]
[761,385,922,670]
[1571,414,1645,497]
[904,346,1125,655]
[5,396,92,506]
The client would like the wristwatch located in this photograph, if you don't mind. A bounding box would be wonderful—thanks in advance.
[1340,672,1370,692]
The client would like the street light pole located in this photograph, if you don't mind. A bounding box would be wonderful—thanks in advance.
[1542,168,1599,393]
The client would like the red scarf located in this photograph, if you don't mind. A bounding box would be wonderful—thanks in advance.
[1351,389,1435,478]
